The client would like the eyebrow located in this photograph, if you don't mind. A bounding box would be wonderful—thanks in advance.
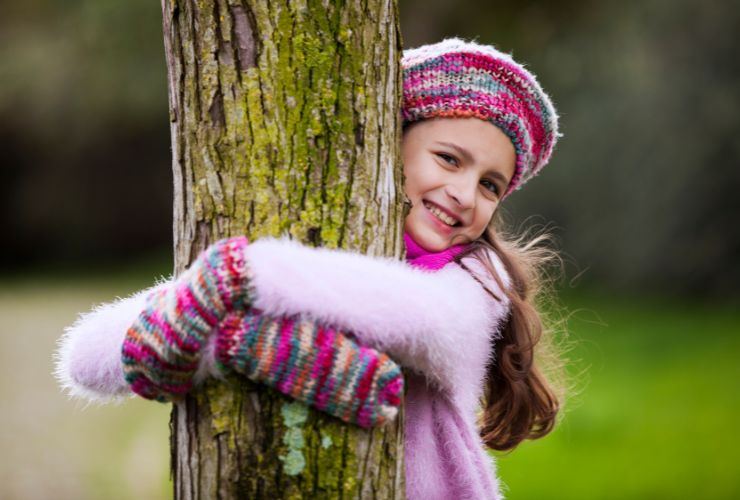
[434,141,511,186]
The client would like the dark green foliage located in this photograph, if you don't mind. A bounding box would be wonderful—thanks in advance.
[1,0,738,295]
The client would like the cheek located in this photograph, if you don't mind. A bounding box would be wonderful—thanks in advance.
[403,161,429,199]
[472,202,497,233]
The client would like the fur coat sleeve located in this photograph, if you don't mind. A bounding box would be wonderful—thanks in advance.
[54,238,511,412]
[54,279,165,404]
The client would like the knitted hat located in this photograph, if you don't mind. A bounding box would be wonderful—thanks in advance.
[402,38,561,197]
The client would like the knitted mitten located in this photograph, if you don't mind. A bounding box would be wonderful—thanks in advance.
[215,309,404,428]
[122,236,254,402]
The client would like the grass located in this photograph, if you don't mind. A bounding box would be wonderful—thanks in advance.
[0,272,173,500]
[1,269,737,499]
[495,291,740,499]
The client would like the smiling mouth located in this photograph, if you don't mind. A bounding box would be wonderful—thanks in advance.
[423,201,461,227]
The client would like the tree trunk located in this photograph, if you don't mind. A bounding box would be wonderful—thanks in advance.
[161,0,405,497]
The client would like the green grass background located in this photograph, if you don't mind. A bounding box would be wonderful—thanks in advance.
[1,268,737,499]
[495,292,740,499]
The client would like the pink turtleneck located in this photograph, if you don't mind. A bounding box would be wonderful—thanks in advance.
[403,232,470,271]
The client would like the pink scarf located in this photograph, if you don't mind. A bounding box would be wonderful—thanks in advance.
[403,232,469,270]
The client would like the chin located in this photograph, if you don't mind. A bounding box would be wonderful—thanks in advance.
[405,213,453,252]
[410,229,449,252]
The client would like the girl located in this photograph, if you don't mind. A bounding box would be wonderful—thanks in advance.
[55,38,564,499]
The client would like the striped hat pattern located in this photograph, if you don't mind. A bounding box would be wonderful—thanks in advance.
[402,38,561,197]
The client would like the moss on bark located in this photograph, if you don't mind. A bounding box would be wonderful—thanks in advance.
[163,0,405,497]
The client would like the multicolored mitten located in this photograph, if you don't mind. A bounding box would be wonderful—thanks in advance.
[215,309,404,428]
[122,236,254,402]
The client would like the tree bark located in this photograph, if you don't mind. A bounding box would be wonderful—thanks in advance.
[161,0,405,497]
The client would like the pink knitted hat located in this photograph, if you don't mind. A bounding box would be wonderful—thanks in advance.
[402,38,561,198]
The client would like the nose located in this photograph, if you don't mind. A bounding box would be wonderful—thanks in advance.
[445,176,477,209]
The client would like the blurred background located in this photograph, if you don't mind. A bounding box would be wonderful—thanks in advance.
[1,0,738,498]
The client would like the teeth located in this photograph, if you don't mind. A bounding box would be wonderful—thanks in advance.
[424,202,457,226]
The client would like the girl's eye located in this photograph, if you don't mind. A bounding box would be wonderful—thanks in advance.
[436,152,458,166]
[481,179,499,196]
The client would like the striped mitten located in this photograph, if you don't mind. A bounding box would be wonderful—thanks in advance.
[216,309,404,428]
[122,236,254,402]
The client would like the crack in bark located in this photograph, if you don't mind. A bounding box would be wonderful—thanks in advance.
[187,0,202,121]
[170,407,178,483]
[359,428,374,495]
[208,89,226,127]
[215,433,222,500]
[338,425,349,499]
[230,4,256,71]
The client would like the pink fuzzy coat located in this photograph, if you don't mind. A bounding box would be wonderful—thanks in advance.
[54,238,512,499]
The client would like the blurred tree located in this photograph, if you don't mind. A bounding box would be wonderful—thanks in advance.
[162,1,405,498]
[0,0,172,269]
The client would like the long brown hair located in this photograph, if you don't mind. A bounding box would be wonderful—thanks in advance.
[456,210,569,451]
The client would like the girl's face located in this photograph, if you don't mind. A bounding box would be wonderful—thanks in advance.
[402,117,516,252]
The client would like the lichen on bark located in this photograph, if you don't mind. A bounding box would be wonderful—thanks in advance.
[279,401,309,476]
